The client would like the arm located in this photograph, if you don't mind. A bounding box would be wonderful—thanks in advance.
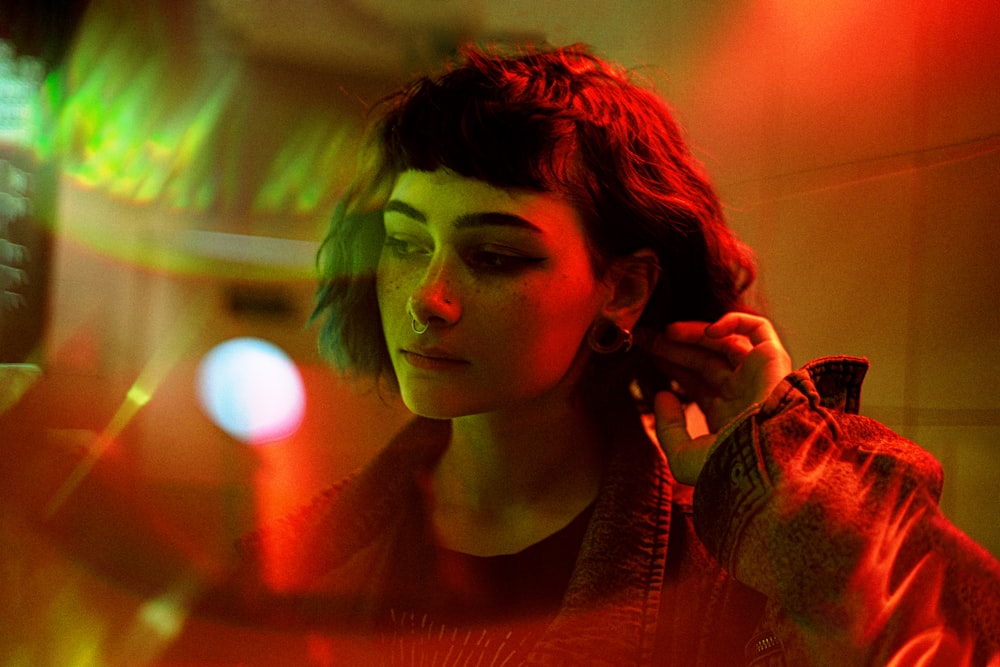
[643,316,1000,665]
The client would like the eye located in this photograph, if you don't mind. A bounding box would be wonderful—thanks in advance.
[465,248,546,273]
[382,235,427,258]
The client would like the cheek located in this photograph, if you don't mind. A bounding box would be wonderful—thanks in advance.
[499,278,599,373]
[375,260,405,320]
[375,282,407,352]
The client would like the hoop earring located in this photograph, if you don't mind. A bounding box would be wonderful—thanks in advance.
[407,297,430,335]
[588,319,633,354]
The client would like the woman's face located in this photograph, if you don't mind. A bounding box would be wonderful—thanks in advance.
[376,169,609,419]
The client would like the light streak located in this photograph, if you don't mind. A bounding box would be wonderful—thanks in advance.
[44,292,213,518]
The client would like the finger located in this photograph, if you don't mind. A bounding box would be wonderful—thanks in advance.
[647,359,706,397]
[653,390,689,444]
[702,335,753,368]
[653,390,715,485]
[662,321,754,366]
[662,320,712,344]
[704,312,780,347]
[649,342,733,390]
[707,315,793,376]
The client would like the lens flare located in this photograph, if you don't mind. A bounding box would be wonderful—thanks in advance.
[196,337,305,445]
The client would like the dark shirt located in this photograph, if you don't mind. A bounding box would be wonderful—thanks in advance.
[384,502,595,627]
[371,502,596,665]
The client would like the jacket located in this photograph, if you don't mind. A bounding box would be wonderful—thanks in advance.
[233,357,1000,665]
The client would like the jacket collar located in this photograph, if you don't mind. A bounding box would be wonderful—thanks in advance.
[528,412,674,665]
[256,411,675,665]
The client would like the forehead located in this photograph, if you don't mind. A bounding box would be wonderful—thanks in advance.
[386,169,587,239]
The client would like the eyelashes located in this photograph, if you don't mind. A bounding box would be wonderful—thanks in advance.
[465,250,546,273]
[382,236,424,258]
[381,236,546,275]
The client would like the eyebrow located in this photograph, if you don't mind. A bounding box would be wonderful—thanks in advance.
[384,199,543,233]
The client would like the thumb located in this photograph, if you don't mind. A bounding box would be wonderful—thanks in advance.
[653,391,715,485]
[653,390,690,449]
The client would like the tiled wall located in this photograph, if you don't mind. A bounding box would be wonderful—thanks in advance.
[723,142,1000,559]
[647,1,1000,556]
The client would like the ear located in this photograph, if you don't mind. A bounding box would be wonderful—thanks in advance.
[599,248,660,329]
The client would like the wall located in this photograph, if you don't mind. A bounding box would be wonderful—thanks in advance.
[653,0,1000,557]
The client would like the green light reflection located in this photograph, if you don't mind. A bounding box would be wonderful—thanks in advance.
[55,3,360,229]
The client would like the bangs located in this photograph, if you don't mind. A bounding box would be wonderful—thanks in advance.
[377,71,579,193]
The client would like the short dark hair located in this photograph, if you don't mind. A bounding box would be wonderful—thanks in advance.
[312,44,755,394]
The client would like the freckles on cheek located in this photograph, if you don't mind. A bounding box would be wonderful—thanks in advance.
[375,272,404,334]
[375,267,401,306]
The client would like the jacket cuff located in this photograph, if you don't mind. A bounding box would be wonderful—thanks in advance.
[691,356,870,573]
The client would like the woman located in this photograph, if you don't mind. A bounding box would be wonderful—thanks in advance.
[232,45,1000,666]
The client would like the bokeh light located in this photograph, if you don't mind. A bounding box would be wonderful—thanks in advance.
[196,337,305,444]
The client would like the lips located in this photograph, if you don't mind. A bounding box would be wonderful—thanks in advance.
[401,347,469,371]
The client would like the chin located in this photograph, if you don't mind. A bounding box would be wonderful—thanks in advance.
[401,384,563,421]
[400,387,487,420]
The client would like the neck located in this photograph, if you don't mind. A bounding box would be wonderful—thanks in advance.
[429,392,610,555]
[450,402,605,505]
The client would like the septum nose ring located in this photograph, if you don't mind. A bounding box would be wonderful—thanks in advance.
[407,297,430,335]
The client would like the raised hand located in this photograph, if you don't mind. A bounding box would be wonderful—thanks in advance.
[641,313,792,484]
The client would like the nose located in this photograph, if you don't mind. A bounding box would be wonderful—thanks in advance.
[407,261,461,330]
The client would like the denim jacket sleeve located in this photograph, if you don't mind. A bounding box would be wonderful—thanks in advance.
[693,357,1000,666]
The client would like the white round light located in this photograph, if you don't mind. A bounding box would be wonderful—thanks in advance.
[196,337,305,444]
